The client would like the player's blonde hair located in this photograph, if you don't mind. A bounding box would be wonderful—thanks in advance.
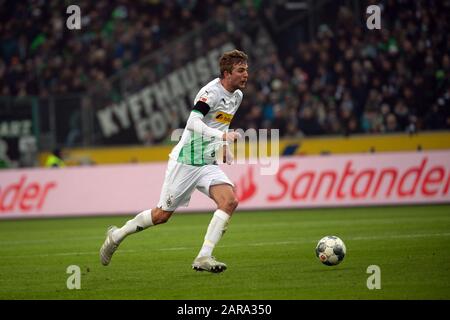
[219,49,248,78]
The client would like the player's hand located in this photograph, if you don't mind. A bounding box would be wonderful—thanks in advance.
[223,146,234,165]
[222,131,241,143]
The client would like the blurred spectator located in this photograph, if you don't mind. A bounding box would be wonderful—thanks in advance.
[45,148,66,168]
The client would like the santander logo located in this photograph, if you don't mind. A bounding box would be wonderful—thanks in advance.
[232,156,450,205]
[0,175,56,213]
[234,167,257,202]
[266,157,450,202]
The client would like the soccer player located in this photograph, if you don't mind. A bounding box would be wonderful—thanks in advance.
[100,49,249,273]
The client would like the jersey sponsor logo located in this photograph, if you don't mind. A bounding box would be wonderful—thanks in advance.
[214,111,233,124]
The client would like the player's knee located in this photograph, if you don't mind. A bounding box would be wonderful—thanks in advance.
[155,213,171,225]
[152,209,172,225]
[223,196,239,212]
[232,197,239,211]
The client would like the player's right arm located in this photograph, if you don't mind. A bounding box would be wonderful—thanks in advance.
[186,101,240,142]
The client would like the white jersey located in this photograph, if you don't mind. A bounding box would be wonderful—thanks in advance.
[169,78,243,166]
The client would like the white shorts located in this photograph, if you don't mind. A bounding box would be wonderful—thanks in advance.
[157,159,234,211]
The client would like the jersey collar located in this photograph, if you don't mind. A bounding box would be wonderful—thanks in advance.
[218,79,234,97]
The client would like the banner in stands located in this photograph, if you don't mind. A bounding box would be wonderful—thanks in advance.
[95,43,234,145]
[0,151,449,219]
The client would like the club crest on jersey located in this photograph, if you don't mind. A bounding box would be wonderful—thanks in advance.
[199,91,209,103]
[215,111,233,124]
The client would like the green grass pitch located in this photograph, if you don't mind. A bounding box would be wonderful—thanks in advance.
[0,205,449,299]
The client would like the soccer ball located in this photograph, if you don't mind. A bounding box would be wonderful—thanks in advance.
[315,236,346,266]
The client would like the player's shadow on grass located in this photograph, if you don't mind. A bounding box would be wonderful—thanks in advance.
[307,266,352,273]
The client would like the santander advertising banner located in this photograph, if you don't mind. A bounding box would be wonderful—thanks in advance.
[0,151,449,219]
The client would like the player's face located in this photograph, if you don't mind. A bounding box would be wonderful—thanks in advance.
[228,62,248,90]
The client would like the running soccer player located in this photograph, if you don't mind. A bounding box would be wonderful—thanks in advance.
[100,49,248,273]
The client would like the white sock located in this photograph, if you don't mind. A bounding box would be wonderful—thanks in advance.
[112,209,154,243]
[197,209,231,258]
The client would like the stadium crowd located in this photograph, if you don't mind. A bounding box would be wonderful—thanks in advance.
[0,0,227,97]
[233,0,450,136]
[1,0,449,142]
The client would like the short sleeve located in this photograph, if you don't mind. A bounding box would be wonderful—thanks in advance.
[195,88,220,110]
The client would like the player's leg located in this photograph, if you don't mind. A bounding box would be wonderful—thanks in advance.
[209,183,239,215]
[99,208,174,266]
[112,207,173,243]
[100,160,199,266]
[193,168,238,272]
[196,183,238,258]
